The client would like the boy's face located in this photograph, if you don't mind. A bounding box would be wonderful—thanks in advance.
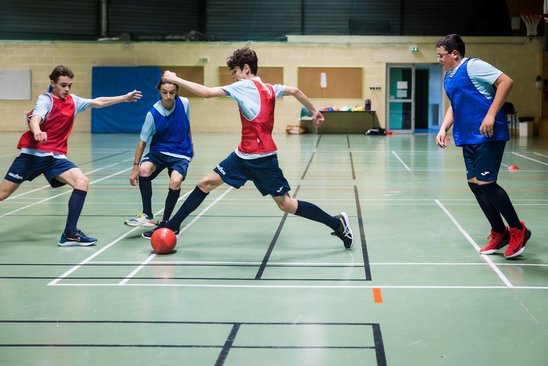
[436,47,459,71]
[159,83,177,108]
[50,76,73,99]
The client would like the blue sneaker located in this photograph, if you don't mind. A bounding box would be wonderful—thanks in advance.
[58,229,97,247]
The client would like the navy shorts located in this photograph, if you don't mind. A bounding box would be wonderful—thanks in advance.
[462,141,506,182]
[214,152,291,197]
[141,151,190,180]
[4,153,77,188]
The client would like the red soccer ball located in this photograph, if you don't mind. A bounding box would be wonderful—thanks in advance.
[150,228,177,254]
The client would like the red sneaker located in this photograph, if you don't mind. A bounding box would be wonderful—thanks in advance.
[479,228,509,255]
[504,222,531,258]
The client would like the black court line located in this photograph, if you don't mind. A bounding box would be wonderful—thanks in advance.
[0,276,369,282]
[77,150,132,167]
[0,263,367,268]
[355,185,372,280]
[254,212,289,280]
[0,320,386,366]
[215,323,241,366]
[300,143,318,180]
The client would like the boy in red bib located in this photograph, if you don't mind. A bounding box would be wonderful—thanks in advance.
[0,65,142,246]
[143,48,354,249]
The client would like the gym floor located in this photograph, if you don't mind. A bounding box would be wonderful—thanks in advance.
[0,132,547,366]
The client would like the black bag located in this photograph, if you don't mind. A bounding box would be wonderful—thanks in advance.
[365,128,386,135]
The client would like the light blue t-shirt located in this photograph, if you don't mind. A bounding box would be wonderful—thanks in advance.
[446,58,502,99]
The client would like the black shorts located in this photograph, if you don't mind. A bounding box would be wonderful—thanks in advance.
[462,141,506,182]
[214,152,291,196]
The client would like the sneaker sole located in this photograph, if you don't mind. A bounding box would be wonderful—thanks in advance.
[58,241,97,247]
[479,244,508,255]
[504,229,531,259]
[124,221,156,227]
[340,212,354,249]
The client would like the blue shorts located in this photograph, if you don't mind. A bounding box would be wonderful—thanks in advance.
[462,141,506,182]
[214,152,291,197]
[4,153,77,188]
[141,151,190,180]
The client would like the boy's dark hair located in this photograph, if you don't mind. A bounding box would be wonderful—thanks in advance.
[156,79,179,91]
[49,65,74,82]
[227,48,258,75]
[436,34,465,57]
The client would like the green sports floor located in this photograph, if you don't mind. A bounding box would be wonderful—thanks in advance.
[0,132,547,366]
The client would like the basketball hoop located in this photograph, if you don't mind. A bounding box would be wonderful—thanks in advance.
[521,13,543,36]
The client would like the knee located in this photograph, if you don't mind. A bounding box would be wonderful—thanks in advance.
[74,175,89,190]
[169,178,183,190]
[275,196,297,214]
[197,180,212,192]
[197,177,218,193]
[278,203,293,214]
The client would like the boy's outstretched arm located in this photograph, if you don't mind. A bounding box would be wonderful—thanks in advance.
[284,86,324,126]
[90,90,142,108]
[163,71,225,98]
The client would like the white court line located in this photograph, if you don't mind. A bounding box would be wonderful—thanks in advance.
[512,152,548,166]
[391,151,412,171]
[51,283,548,290]
[118,187,234,284]
[533,152,548,159]
[1,163,131,219]
[435,199,514,288]
[119,254,156,285]
[48,226,142,286]
[52,187,196,286]
[88,260,548,267]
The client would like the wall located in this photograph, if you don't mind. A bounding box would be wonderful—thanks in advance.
[0,36,543,134]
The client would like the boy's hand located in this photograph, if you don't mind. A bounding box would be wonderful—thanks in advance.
[126,90,142,102]
[163,71,177,83]
[313,111,324,127]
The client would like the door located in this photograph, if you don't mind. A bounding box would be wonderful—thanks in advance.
[387,65,414,133]
[387,64,444,133]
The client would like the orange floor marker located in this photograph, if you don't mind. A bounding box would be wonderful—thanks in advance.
[372,288,384,303]
[508,164,520,171]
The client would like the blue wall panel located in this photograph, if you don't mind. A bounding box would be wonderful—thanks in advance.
[91,66,161,133]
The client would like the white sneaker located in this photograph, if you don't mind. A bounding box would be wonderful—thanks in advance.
[124,213,155,227]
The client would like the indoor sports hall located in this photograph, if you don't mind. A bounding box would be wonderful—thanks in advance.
[1,132,547,365]
[1,1,548,365]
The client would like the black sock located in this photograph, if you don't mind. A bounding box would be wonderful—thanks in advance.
[167,186,208,231]
[64,189,87,235]
[163,188,181,222]
[139,175,153,218]
[295,200,340,231]
[478,182,522,229]
[468,182,506,233]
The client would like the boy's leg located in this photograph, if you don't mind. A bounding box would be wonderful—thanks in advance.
[0,179,20,201]
[468,182,506,232]
[274,195,354,249]
[55,167,96,246]
[162,167,185,222]
[125,161,157,227]
[162,188,181,222]
[142,171,223,239]
[138,175,154,218]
